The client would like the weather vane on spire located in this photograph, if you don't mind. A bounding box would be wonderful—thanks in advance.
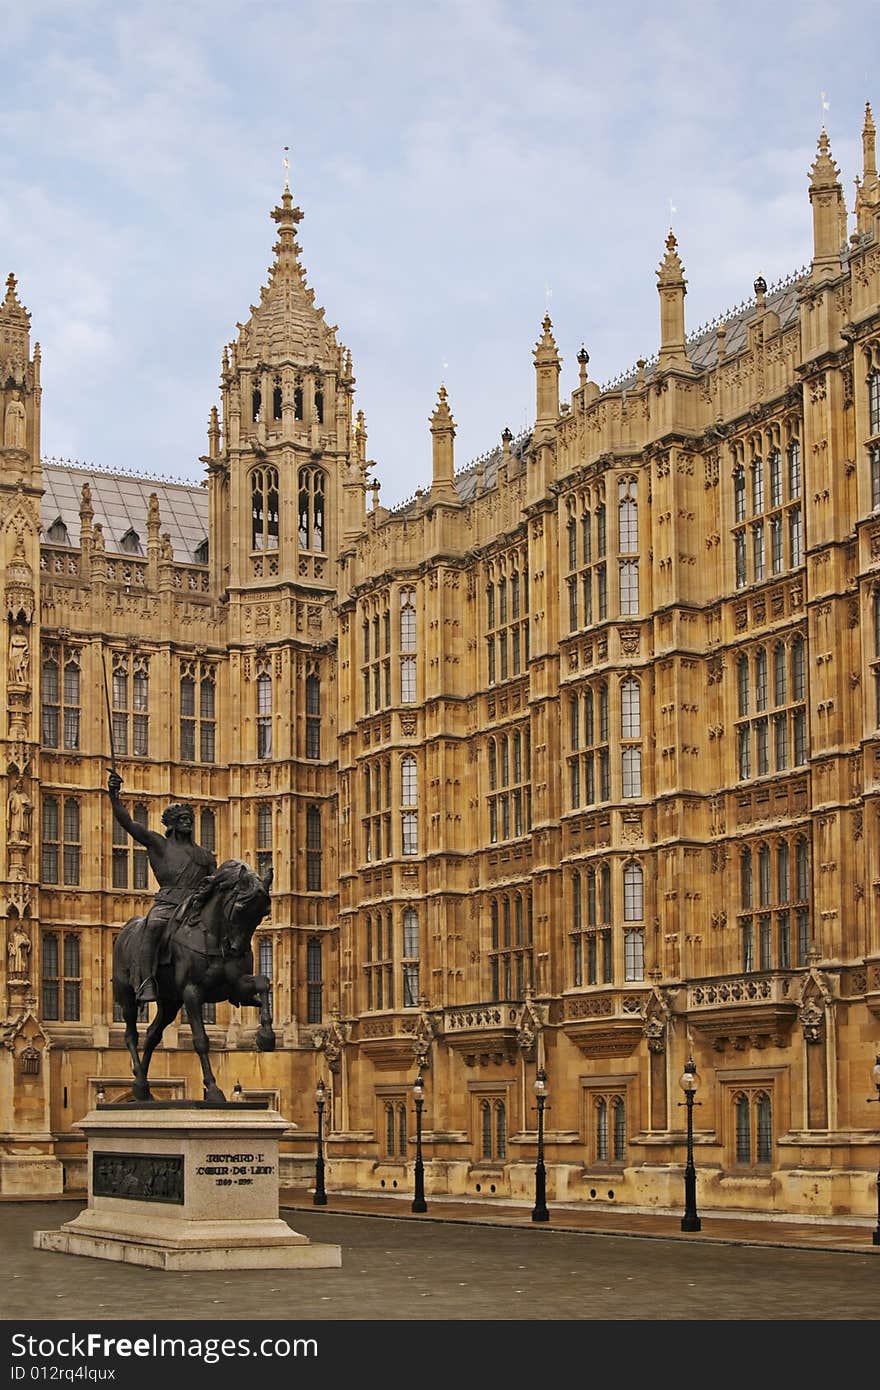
[283,145,290,190]
[668,196,677,228]
[820,90,830,120]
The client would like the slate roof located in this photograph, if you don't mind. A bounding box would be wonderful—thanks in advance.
[41,463,208,562]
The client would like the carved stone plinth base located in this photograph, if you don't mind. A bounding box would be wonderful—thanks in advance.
[34,1102,342,1272]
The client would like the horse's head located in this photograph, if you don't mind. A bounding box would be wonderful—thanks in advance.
[213,860,273,958]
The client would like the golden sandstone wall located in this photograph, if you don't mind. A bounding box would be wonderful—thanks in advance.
[2,115,880,1217]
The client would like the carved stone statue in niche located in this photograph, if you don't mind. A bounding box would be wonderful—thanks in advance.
[4,390,26,449]
[8,627,29,685]
[7,923,31,976]
[7,777,33,845]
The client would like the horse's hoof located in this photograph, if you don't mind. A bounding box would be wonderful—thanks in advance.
[256,1028,276,1053]
[205,1085,226,1104]
[133,1084,152,1102]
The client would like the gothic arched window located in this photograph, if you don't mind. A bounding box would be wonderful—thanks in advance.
[251,467,279,551]
[298,466,326,552]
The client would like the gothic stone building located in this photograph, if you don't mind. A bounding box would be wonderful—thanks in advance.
[3,112,880,1220]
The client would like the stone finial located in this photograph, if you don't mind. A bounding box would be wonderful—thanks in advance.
[533,314,561,424]
[656,232,688,367]
[577,344,590,388]
[808,128,845,278]
[429,385,457,504]
[809,128,840,190]
[754,274,767,309]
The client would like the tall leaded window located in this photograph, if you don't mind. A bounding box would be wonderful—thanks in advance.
[251,466,279,551]
[112,801,148,889]
[298,466,326,552]
[591,1092,626,1164]
[306,936,323,1023]
[486,547,529,681]
[364,911,393,1010]
[363,757,391,863]
[479,1100,507,1161]
[180,662,215,763]
[617,477,639,616]
[41,931,80,1021]
[200,807,216,854]
[362,594,391,714]
[583,863,613,985]
[735,638,807,781]
[111,654,149,757]
[41,645,80,750]
[732,428,803,584]
[738,835,809,970]
[489,892,533,1000]
[257,935,273,980]
[399,584,417,702]
[42,795,80,885]
[733,1089,773,1166]
[568,683,609,808]
[487,727,531,843]
[620,677,642,799]
[256,668,272,759]
[401,754,418,857]
[306,804,322,890]
[623,860,644,983]
[402,907,420,1007]
[383,1100,408,1157]
[256,803,273,878]
[305,669,321,759]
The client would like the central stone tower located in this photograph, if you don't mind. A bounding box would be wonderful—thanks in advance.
[205,177,360,610]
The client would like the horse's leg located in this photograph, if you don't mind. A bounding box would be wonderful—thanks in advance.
[231,973,276,1052]
[137,997,178,1096]
[119,986,149,1099]
[183,981,225,1102]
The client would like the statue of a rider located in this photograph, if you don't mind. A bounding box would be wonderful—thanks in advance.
[107,771,217,1002]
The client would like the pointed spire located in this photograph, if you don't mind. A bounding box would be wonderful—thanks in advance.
[207,405,221,459]
[808,128,845,279]
[656,232,689,368]
[429,384,458,504]
[855,102,880,234]
[0,273,31,353]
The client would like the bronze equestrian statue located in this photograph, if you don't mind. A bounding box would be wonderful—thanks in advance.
[108,773,275,1102]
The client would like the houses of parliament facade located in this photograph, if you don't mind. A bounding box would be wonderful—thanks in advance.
[3,109,880,1222]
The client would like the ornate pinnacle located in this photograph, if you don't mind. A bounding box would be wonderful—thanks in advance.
[809,128,840,189]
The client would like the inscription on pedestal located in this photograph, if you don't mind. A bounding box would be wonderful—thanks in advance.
[194,1150,276,1189]
[92,1151,184,1205]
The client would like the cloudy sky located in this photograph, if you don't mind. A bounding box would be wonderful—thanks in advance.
[2,1,878,510]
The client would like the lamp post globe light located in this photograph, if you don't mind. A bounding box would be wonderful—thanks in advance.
[531,1066,549,1223]
[871,1053,880,1246]
[679,1057,701,1233]
[313,1077,328,1207]
[412,1071,427,1213]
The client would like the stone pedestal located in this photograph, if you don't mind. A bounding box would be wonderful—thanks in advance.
[34,1102,342,1271]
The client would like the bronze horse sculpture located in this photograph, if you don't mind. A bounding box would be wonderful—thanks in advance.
[111,859,275,1103]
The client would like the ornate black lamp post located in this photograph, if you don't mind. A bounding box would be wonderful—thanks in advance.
[531,1066,549,1223]
[313,1077,328,1207]
[411,1071,427,1213]
[679,1057,701,1232]
[869,1053,880,1246]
